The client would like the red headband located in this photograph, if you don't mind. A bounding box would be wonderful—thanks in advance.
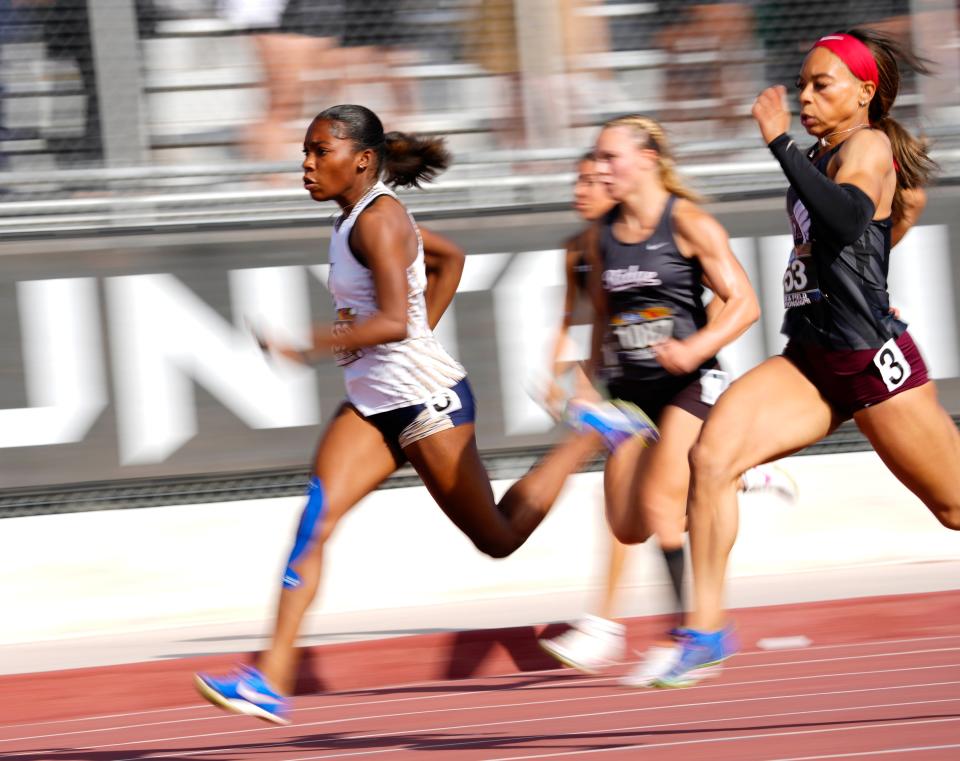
[812,34,879,87]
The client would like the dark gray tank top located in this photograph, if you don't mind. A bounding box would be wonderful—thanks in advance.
[781,142,906,350]
[599,195,709,383]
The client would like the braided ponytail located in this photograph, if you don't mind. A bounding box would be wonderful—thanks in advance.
[603,115,702,202]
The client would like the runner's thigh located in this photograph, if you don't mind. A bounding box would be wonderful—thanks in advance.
[312,403,405,526]
[403,424,512,551]
[694,356,842,477]
[854,382,960,516]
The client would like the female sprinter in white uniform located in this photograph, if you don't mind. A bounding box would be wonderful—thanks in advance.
[195,104,650,724]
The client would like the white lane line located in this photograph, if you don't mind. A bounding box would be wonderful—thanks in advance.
[75,679,960,761]
[10,645,960,745]
[8,662,959,758]
[724,647,960,671]
[0,670,609,740]
[5,632,959,734]
[480,718,960,761]
[0,703,216,731]
[275,705,960,761]
[768,743,960,760]
[0,673,608,745]
[267,698,960,760]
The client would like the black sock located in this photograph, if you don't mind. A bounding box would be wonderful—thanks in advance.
[661,545,686,621]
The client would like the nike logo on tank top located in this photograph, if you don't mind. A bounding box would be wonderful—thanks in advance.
[599,195,709,383]
[782,144,905,351]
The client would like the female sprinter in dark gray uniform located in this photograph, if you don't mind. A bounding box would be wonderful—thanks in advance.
[661,28,960,687]
[539,140,793,682]
[577,115,762,685]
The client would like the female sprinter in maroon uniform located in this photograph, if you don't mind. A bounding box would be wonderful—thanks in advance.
[659,28,960,687]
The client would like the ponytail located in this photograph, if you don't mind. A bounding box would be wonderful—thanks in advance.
[383,132,451,188]
[603,115,702,203]
[846,27,937,222]
[314,104,451,189]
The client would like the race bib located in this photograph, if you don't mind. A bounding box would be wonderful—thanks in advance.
[332,307,363,367]
[424,386,463,418]
[783,243,823,309]
[699,368,731,406]
[610,307,674,360]
[873,338,911,392]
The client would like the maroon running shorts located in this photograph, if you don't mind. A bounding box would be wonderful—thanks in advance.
[782,330,929,418]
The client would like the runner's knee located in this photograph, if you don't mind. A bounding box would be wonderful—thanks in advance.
[931,499,960,531]
[472,533,518,559]
[609,515,650,545]
[688,438,739,487]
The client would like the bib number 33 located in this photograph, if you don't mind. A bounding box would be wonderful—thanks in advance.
[872,337,911,393]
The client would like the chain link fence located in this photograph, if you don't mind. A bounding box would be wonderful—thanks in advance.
[1,1,958,232]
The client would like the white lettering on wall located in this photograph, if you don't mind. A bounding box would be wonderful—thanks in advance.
[107,274,317,464]
[888,225,958,379]
[493,249,565,434]
[0,278,106,449]
[3,224,957,468]
[717,237,768,377]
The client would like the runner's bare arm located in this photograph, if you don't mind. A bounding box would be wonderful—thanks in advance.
[421,226,466,329]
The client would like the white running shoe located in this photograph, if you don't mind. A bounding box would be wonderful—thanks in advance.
[539,615,626,674]
[619,642,682,688]
[740,463,799,503]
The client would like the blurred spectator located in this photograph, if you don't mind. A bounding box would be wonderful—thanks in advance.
[655,2,756,134]
[36,0,156,167]
[41,0,104,165]
[560,0,622,119]
[323,1,418,126]
[755,1,910,89]
[219,0,342,163]
[0,0,19,174]
[221,0,416,163]
[463,0,523,146]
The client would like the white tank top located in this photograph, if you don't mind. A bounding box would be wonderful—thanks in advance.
[327,181,465,416]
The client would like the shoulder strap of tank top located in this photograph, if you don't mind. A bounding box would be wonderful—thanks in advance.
[351,181,394,222]
[809,142,842,172]
[654,194,679,239]
[336,181,393,230]
[598,205,618,257]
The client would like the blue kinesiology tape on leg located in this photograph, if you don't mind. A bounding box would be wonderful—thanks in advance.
[282,476,326,589]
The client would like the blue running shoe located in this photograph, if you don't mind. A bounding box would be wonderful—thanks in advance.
[195,664,290,725]
[612,400,660,446]
[566,398,659,451]
[653,625,740,688]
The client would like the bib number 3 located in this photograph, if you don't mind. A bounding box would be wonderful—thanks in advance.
[872,338,911,393]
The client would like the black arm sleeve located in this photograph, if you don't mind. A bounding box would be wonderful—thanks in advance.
[768,133,876,245]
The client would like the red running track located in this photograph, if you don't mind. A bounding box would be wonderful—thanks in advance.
[2,591,959,761]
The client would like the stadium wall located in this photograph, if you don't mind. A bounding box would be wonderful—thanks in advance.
[1,189,959,491]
